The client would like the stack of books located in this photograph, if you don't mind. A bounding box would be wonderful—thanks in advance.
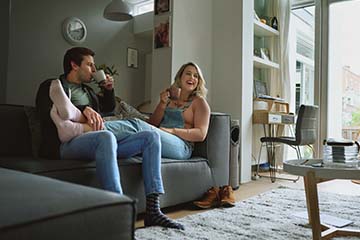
[323,138,360,168]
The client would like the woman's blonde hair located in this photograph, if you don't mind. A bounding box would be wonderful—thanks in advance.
[173,62,208,98]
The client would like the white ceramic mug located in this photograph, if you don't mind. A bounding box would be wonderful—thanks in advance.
[92,70,106,84]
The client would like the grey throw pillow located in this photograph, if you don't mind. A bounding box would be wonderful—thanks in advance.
[24,106,42,158]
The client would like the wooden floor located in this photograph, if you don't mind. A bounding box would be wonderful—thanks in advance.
[135,171,360,228]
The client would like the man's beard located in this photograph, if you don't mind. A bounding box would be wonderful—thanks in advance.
[79,73,92,83]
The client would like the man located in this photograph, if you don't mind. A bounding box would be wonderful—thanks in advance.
[36,47,184,230]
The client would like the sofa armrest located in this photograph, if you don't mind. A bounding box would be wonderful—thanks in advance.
[193,112,230,186]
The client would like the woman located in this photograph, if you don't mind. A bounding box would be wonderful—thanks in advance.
[104,61,210,160]
[148,61,210,158]
[51,61,210,160]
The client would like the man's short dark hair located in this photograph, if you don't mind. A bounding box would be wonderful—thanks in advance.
[63,47,95,76]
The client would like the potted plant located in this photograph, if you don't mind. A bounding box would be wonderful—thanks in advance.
[96,64,119,77]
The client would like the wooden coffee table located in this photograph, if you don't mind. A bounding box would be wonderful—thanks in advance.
[284,159,360,240]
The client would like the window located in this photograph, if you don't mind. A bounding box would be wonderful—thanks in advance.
[291,5,315,111]
[289,3,315,159]
[326,0,360,140]
[126,0,154,16]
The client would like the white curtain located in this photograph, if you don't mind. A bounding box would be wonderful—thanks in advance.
[270,0,293,166]
[269,0,293,106]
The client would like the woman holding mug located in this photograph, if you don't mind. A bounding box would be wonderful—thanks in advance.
[146,61,210,159]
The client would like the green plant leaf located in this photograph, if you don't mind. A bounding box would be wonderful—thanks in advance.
[96,63,119,76]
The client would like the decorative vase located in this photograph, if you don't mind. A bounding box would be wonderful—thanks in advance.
[271,17,278,30]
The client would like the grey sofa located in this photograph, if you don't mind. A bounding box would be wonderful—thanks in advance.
[0,104,230,213]
[0,168,136,240]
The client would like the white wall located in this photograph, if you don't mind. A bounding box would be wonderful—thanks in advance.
[150,0,213,110]
[144,53,152,101]
[134,12,153,35]
[151,42,172,109]
[7,0,151,106]
[211,1,243,117]
[212,0,253,183]
[172,0,213,104]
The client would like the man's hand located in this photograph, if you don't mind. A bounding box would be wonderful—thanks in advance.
[83,106,104,131]
[100,74,114,91]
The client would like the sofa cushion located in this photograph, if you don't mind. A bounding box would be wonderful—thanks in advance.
[24,106,42,158]
[0,156,209,174]
[0,157,96,174]
[0,168,136,240]
[0,105,32,157]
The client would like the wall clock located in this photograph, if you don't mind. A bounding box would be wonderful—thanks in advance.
[62,17,87,45]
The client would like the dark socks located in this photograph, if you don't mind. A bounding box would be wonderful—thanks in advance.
[144,193,184,230]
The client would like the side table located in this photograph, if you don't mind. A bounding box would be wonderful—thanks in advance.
[283,159,360,240]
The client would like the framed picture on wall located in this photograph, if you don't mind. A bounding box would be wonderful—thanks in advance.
[155,0,170,15]
[254,80,269,98]
[154,16,171,49]
[127,47,138,69]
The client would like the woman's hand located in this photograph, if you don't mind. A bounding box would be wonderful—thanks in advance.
[160,89,170,105]
[160,127,175,134]
[148,89,169,127]
[100,74,114,91]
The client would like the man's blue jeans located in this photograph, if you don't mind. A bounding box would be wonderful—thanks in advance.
[60,130,164,195]
[104,118,193,160]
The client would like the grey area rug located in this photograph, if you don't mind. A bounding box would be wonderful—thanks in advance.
[135,187,360,240]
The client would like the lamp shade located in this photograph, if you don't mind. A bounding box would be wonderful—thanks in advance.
[103,0,133,21]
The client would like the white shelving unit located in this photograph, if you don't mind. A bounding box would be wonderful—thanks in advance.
[254,19,279,37]
[253,19,280,70]
[253,56,279,69]
[252,0,281,167]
